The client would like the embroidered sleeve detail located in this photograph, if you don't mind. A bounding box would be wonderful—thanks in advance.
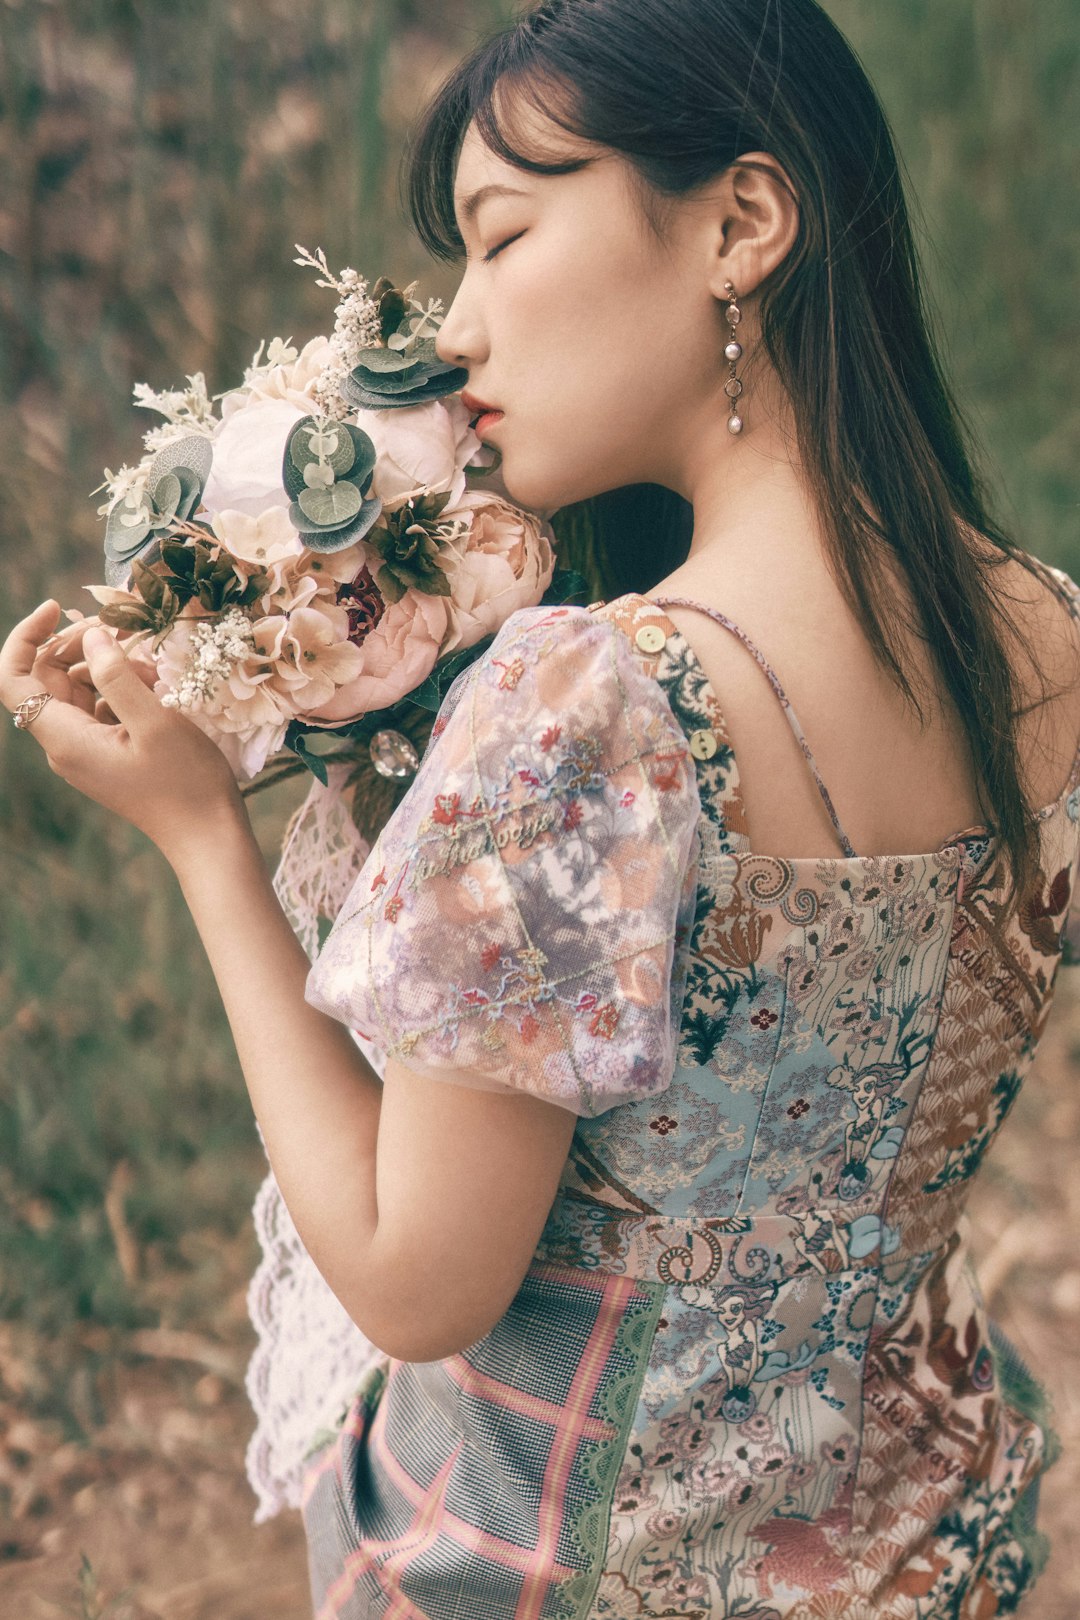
[303,604,701,1115]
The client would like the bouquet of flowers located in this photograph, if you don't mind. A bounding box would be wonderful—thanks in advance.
[74,244,575,819]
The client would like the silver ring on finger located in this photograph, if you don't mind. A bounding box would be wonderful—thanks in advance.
[13,691,54,730]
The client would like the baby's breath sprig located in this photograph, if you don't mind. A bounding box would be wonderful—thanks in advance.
[294,243,383,419]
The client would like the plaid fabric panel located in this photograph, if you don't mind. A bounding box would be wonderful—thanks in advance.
[301,1259,665,1620]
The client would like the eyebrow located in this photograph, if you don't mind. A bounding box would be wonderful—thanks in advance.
[454,182,532,228]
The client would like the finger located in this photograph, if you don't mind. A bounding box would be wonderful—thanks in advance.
[94,696,120,725]
[38,618,94,668]
[81,627,166,732]
[0,600,64,701]
[63,659,100,716]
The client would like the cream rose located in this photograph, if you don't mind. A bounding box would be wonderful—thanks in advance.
[438,491,555,655]
[199,397,308,523]
[353,394,482,509]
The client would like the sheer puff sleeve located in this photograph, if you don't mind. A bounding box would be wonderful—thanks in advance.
[303,603,701,1116]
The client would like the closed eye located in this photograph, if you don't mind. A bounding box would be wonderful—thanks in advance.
[483,230,527,263]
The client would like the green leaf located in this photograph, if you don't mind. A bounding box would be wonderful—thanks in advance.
[105,502,151,555]
[290,419,356,478]
[132,556,167,611]
[173,466,204,521]
[409,337,440,366]
[149,432,213,487]
[286,729,329,786]
[160,539,196,577]
[345,427,377,489]
[98,601,155,632]
[543,568,590,606]
[296,481,363,527]
[288,494,383,550]
[151,471,182,524]
[357,348,421,375]
[282,419,374,499]
[342,366,469,411]
[349,366,427,395]
[416,566,452,597]
[410,638,494,712]
[374,564,406,604]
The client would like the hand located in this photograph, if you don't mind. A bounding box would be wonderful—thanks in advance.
[0,599,248,862]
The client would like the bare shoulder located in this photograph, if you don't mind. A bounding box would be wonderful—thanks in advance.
[968,530,1080,800]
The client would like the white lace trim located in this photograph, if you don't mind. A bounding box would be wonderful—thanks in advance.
[243,763,385,1523]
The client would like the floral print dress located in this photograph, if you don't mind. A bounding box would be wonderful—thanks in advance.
[298,567,1080,1620]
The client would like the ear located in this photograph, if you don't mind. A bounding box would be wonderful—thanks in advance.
[707,151,801,302]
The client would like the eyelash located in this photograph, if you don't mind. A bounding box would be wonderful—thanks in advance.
[482,230,526,263]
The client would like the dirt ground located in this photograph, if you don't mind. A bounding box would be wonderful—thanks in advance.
[2,980,1079,1620]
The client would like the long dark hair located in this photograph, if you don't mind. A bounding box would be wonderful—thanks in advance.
[403,0,1059,906]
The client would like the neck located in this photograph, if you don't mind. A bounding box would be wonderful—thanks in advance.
[659,366,831,591]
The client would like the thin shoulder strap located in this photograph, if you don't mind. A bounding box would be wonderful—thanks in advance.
[652,595,858,860]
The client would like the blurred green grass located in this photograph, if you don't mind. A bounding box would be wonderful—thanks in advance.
[0,0,1077,1439]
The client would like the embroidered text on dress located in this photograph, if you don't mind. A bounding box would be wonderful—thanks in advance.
[408,802,564,887]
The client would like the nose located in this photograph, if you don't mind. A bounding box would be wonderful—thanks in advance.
[434,276,485,370]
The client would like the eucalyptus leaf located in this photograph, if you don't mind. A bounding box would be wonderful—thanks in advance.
[346,427,377,488]
[173,466,204,520]
[302,461,335,490]
[288,494,383,551]
[289,419,355,479]
[297,481,363,526]
[348,367,428,396]
[150,471,182,524]
[149,433,214,487]
[282,419,373,499]
[409,337,440,366]
[105,505,151,555]
[356,348,422,375]
[117,506,151,530]
[342,365,469,411]
[104,553,138,588]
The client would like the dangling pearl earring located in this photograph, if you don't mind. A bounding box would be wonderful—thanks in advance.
[723,281,744,434]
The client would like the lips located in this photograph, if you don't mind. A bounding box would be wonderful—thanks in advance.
[461,389,503,430]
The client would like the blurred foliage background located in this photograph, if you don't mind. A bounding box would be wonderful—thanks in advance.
[0,0,1078,1611]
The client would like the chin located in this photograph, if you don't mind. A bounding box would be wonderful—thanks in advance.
[497,455,602,519]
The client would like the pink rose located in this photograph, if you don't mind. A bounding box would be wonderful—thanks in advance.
[439,491,555,655]
[303,588,448,723]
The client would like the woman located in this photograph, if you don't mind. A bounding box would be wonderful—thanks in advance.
[3,0,1078,1614]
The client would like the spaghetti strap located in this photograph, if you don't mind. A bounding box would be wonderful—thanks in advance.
[652,594,858,860]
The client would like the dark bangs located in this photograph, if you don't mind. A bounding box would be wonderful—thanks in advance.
[401,23,601,264]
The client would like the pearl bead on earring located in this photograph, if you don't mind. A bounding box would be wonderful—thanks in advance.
[723,280,744,434]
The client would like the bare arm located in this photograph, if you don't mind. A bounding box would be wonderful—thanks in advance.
[171,809,576,1362]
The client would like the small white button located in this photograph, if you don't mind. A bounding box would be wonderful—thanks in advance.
[635,624,667,654]
[689,728,718,761]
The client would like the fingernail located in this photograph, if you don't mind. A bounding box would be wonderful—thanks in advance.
[83,626,109,653]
